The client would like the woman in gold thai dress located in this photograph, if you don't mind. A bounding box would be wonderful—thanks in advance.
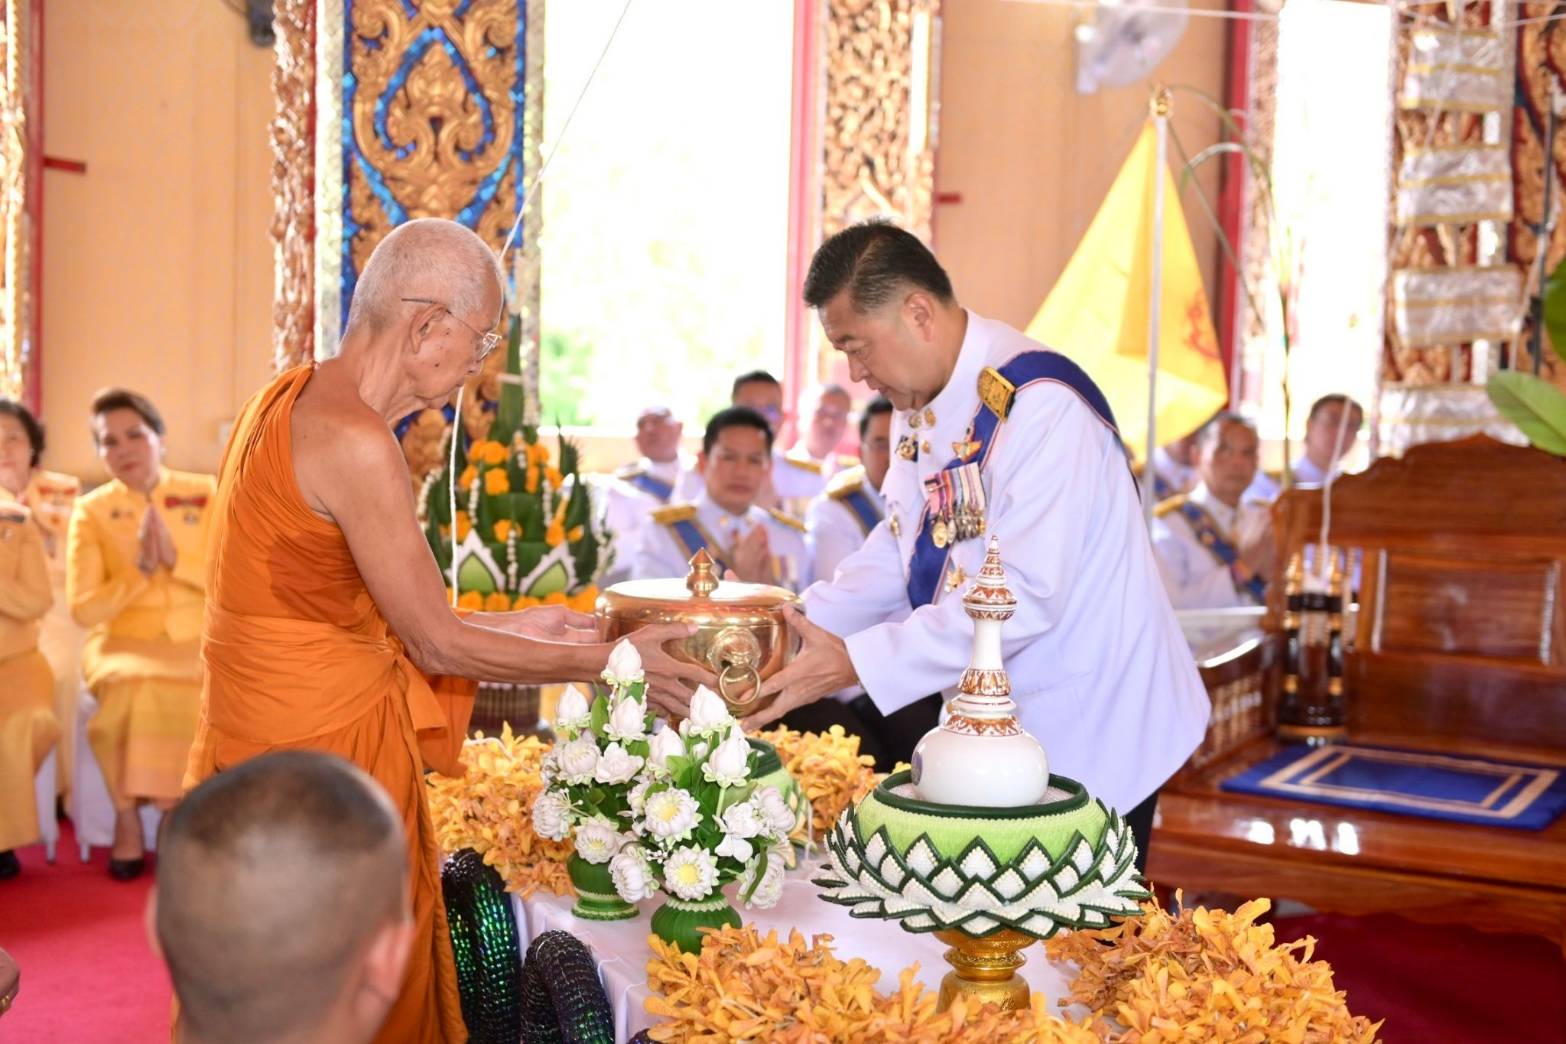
[0,399,63,880]
[68,389,215,880]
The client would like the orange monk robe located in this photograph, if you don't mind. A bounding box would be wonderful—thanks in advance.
[186,367,473,1044]
[0,491,61,852]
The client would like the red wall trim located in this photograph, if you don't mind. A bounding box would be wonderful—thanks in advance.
[25,0,44,413]
[1216,0,1253,407]
[782,0,822,435]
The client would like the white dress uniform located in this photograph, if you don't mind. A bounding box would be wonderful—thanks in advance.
[630,490,812,592]
[769,449,838,518]
[802,311,1209,813]
[1150,482,1271,610]
[1150,445,1198,498]
[595,455,700,585]
[1245,455,1335,502]
[805,465,885,584]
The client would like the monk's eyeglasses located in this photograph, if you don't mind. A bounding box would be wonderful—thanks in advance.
[402,298,503,361]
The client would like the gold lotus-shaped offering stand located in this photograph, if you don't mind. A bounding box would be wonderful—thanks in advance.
[815,538,1148,1012]
[596,550,799,717]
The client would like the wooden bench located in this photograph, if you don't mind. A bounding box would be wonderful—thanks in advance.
[1150,435,1566,951]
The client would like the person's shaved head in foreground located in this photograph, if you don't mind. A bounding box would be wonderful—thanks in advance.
[152,752,413,1044]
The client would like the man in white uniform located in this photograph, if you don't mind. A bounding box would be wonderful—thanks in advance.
[748,222,1209,868]
[1149,430,1201,500]
[597,406,700,583]
[731,371,832,512]
[1246,394,1365,501]
[631,407,811,591]
[806,395,891,581]
[1151,413,1275,610]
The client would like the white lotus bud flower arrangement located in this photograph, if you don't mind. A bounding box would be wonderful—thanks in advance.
[533,639,655,864]
[611,696,795,911]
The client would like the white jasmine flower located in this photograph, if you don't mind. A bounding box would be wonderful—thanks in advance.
[553,684,590,733]
[573,817,622,865]
[750,785,797,839]
[531,789,571,841]
[642,787,700,844]
[601,638,645,686]
[556,735,601,786]
[681,685,733,736]
[738,847,786,909]
[663,846,719,901]
[702,727,751,788]
[609,845,658,903]
[605,695,648,742]
[646,727,685,773]
[593,741,644,785]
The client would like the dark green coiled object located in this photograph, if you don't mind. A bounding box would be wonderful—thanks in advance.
[441,849,523,1043]
[520,931,615,1043]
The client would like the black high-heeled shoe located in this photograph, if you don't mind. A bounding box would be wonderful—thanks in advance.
[107,856,145,882]
[0,850,19,879]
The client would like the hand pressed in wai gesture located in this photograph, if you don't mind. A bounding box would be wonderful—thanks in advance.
[136,504,176,576]
[729,525,776,584]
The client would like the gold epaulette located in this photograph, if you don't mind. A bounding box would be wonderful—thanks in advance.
[1153,494,1188,520]
[766,507,806,533]
[651,504,697,525]
[836,453,859,469]
[614,461,645,480]
[781,454,824,475]
[978,366,1017,419]
[826,465,867,500]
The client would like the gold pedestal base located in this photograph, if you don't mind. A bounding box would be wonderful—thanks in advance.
[934,928,1036,1013]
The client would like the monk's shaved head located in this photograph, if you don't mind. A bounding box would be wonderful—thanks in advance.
[346,217,505,334]
[156,752,409,1043]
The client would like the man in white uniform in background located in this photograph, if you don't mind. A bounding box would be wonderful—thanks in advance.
[597,406,700,583]
[1245,393,1365,501]
[747,221,1209,869]
[631,407,811,592]
[1152,413,1275,610]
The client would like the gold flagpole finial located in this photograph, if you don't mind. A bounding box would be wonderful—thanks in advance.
[1150,85,1173,119]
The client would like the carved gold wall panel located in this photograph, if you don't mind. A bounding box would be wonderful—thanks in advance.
[271,0,316,370]
[0,0,33,401]
[821,0,940,241]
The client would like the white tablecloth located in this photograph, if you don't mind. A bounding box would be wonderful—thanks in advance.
[511,866,1078,1043]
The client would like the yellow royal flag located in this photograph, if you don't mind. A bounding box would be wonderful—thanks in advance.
[1026,120,1228,462]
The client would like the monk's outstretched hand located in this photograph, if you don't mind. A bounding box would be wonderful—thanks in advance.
[497,604,598,644]
[623,623,714,721]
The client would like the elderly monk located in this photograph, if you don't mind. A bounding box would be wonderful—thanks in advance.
[155,751,414,1044]
[186,217,704,1044]
[0,410,60,880]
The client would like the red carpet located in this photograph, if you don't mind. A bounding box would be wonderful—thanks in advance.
[1,821,171,1042]
[1270,911,1566,1044]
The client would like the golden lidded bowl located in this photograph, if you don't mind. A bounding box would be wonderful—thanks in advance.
[595,550,799,716]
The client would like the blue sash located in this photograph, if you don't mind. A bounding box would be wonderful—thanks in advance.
[1176,500,1265,603]
[627,471,674,503]
[664,517,731,575]
[906,351,1124,609]
[1152,471,1175,501]
[840,486,883,535]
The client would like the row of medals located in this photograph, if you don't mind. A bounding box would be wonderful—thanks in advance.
[897,407,985,551]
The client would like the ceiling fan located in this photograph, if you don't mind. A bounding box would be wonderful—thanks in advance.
[1074,1,1189,95]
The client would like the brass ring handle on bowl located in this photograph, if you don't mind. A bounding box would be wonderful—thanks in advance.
[718,662,765,710]
[707,626,764,710]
